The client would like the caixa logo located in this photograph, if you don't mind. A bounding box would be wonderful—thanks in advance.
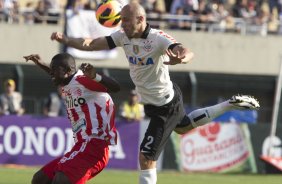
[128,56,154,65]
[65,96,86,108]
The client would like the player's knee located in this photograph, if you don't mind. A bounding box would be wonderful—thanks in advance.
[174,124,194,135]
[52,171,71,184]
[139,153,156,169]
[31,170,50,184]
[174,127,187,135]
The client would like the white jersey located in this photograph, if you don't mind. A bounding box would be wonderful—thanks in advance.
[110,24,177,106]
[62,70,117,145]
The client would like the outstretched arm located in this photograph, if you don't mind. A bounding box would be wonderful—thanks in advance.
[23,54,51,74]
[80,63,120,93]
[50,32,110,51]
[164,44,194,65]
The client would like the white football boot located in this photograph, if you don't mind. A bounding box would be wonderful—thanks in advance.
[229,95,260,109]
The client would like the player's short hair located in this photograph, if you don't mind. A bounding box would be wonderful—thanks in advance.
[50,53,76,72]
[123,2,146,17]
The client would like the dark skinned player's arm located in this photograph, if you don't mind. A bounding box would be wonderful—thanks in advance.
[99,74,120,93]
[23,54,51,74]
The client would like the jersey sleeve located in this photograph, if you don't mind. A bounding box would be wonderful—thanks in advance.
[157,30,178,52]
[76,75,107,92]
[109,30,124,47]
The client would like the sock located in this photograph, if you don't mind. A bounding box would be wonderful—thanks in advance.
[139,168,157,184]
[188,100,232,128]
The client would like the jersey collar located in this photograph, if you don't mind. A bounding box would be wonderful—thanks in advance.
[140,23,151,39]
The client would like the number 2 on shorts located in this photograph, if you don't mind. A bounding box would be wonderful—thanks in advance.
[144,136,154,150]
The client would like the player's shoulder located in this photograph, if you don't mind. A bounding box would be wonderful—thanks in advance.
[148,28,163,36]
[112,29,126,37]
[150,28,176,41]
[74,70,84,78]
[71,70,88,84]
[149,28,167,35]
[110,29,128,42]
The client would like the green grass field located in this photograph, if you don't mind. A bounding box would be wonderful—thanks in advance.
[0,167,281,184]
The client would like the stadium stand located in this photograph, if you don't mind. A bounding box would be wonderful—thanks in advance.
[0,0,281,35]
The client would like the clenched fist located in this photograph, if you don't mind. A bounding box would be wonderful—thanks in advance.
[80,63,97,79]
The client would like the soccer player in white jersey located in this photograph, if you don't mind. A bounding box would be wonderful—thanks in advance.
[24,53,120,184]
[50,2,260,184]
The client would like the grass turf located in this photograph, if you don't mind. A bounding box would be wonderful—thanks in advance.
[0,167,281,184]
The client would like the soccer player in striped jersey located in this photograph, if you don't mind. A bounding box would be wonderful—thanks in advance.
[50,2,260,184]
[24,53,120,184]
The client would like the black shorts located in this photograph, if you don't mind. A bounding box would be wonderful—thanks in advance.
[140,83,186,161]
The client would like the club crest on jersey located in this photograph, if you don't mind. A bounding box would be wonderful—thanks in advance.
[133,45,139,54]
[143,40,153,52]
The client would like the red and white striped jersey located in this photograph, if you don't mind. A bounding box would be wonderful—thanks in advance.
[62,70,117,145]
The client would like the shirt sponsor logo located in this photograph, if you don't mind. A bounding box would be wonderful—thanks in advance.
[65,96,86,108]
[128,56,154,65]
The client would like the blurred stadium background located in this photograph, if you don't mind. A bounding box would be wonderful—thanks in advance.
[0,0,282,183]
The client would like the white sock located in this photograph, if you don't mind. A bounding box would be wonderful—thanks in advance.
[139,168,157,184]
[188,100,232,128]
